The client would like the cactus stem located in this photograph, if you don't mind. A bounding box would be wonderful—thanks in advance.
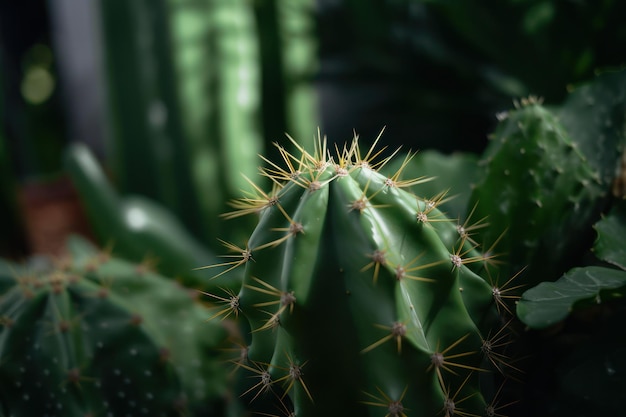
[361,321,408,354]
[362,385,409,417]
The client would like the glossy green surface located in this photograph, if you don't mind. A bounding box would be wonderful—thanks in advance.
[209,136,508,416]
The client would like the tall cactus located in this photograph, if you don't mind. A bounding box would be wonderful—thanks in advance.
[0,236,229,417]
[204,133,517,416]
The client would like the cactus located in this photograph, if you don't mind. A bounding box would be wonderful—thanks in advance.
[64,142,241,292]
[0,236,229,417]
[467,69,626,286]
[204,133,516,416]
[468,98,606,286]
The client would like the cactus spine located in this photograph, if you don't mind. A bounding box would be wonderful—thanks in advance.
[206,133,515,416]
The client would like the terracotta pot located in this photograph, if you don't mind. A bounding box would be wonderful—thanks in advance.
[18,176,94,257]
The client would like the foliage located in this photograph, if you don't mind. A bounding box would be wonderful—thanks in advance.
[514,201,626,416]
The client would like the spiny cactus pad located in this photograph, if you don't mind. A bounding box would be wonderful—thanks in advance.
[205,133,517,416]
[468,97,606,285]
[0,236,228,417]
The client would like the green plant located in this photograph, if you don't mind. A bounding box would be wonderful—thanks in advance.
[445,69,626,417]
[0,235,229,417]
[467,69,626,286]
[64,142,239,291]
[96,0,320,252]
[98,0,261,248]
[203,133,517,416]
[514,200,626,417]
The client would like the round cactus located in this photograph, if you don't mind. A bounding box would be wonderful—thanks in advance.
[205,133,518,416]
[0,236,229,417]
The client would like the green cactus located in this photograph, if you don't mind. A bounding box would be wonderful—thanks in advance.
[467,70,626,286]
[468,97,606,286]
[0,236,229,417]
[204,133,517,416]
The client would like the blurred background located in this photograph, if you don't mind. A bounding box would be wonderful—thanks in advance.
[1,0,626,264]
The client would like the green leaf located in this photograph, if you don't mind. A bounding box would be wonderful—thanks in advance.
[516,266,626,329]
[594,201,626,269]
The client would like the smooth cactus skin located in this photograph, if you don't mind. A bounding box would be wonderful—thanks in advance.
[0,236,228,417]
[468,99,606,285]
[207,135,512,416]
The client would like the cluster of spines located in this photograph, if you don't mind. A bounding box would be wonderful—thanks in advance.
[202,131,522,416]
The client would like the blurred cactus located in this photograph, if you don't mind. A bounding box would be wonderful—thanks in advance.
[0,235,229,416]
[99,0,242,248]
[64,142,246,291]
[96,0,320,251]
